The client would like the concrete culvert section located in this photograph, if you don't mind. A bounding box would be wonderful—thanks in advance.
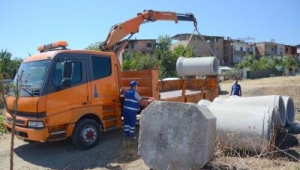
[198,99,212,107]
[222,95,286,128]
[282,96,295,126]
[176,56,219,76]
[205,102,277,153]
[138,101,216,170]
[212,97,226,104]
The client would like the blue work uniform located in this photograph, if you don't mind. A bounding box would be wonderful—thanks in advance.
[231,83,241,96]
[123,89,141,138]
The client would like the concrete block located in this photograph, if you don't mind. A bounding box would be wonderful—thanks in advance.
[138,101,216,170]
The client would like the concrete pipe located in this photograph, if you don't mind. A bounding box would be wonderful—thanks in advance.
[282,96,295,126]
[198,99,212,108]
[207,103,276,153]
[222,95,286,127]
[212,97,226,104]
[176,56,219,77]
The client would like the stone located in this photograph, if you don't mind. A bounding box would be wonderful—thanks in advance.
[138,101,216,170]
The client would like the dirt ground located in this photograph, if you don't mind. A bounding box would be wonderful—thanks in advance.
[0,76,300,170]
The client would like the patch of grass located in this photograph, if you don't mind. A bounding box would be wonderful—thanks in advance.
[0,114,7,134]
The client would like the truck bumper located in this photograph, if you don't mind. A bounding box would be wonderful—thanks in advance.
[5,123,49,142]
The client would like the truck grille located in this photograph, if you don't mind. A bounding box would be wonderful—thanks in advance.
[7,128,28,138]
[8,110,46,118]
[6,118,25,125]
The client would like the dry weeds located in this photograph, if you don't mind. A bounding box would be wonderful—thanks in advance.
[212,76,300,170]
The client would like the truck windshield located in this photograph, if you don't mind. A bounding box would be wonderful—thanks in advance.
[11,60,51,97]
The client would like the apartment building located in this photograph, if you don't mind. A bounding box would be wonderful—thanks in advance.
[171,33,224,63]
[284,45,297,56]
[255,42,285,56]
[117,37,299,68]
[224,38,256,65]
[124,39,156,54]
[296,44,300,63]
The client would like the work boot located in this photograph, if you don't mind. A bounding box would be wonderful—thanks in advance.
[129,135,138,140]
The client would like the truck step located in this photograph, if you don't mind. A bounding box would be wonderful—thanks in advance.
[105,126,119,131]
[103,116,118,122]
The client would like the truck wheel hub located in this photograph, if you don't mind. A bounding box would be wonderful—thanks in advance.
[81,127,97,143]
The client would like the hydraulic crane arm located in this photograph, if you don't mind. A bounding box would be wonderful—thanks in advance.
[99,10,197,53]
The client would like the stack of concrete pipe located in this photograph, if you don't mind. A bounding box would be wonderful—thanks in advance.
[213,95,295,128]
[198,95,295,153]
[281,96,295,127]
[275,96,299,133]
[215,95,287,128]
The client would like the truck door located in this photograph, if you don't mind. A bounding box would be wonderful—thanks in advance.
[46,53,89,125]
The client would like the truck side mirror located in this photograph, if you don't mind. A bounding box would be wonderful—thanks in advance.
[63,61,72,78]
[62,79,71,88]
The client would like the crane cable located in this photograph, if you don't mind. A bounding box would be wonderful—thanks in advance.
[180,28,196,56]
[180,25,217,58]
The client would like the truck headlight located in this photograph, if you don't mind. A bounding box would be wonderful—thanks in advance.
[28,121,44,128]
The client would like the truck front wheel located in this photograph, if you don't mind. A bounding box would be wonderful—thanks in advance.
[71,119,101,150]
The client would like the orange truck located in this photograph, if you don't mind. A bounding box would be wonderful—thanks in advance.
[5,10,219,149]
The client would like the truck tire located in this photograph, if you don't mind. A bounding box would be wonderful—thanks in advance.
[71,119,100,150]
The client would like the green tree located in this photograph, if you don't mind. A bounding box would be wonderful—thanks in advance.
[121,53,131,71]
[257,56,273,69]
[235,55,258,70]
[122,52,158,71]
[156,35,172,52]
[282,55,298,69]
[0,50,12,78]
[0,50,23,78]
[85,42,102,51]
[172,44,196,58]
[122,35,179,78]
[155,35,178,78]
[157,51,178,78]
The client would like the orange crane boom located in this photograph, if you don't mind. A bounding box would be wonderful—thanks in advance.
[99,10,197,54]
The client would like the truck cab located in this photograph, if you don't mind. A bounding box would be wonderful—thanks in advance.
[5,41,122,149]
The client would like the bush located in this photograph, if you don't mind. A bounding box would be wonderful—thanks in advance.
[0,114,7,134]
[236,55,299,71]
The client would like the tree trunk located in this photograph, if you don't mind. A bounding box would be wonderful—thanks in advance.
[10,113,16,170]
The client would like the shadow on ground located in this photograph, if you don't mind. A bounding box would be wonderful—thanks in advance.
[14,129,140,170]
[275,131,300,161]
[219,90,229,95]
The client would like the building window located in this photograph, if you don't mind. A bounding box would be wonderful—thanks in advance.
[146,42,152,48]
[240,47,243,51]
[130,43,135,49]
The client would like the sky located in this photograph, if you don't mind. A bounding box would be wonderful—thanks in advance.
[1,0,299,59]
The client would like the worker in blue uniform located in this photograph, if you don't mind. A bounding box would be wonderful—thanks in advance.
[230,80,242,96]
[123,80,142,140]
